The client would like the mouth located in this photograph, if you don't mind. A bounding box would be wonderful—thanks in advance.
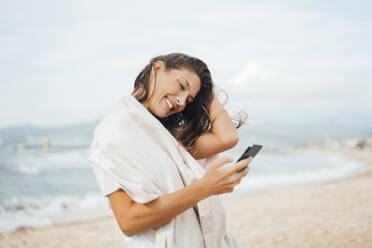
[164,96,174,114]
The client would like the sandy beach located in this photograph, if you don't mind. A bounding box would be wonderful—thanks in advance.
[1,147,371,248]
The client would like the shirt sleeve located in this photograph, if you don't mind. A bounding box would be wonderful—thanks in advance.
[88,145,161,203]
[90,157,121,197]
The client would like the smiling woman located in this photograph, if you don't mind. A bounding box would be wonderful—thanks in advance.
[89,52,250,248]
[132,53,247,158]
[138,60,201,118]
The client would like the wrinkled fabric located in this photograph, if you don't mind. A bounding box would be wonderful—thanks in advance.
[88,94,240,248]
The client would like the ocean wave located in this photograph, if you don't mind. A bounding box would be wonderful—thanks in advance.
[234,153,367,193]
[0,192,108,231]
[0,148,368,231]
[2,149,90,175]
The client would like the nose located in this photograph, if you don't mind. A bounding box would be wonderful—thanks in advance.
[176,94,187,107]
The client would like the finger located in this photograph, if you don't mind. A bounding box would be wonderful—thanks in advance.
[212,156,232,169]
[235,178,241,186]
[239,165,250,177]
[228,157,252,175]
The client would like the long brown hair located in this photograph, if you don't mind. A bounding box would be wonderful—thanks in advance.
[132,52,247,154]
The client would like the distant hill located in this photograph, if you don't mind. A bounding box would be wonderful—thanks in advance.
[0,121,99,147]
[0,119,370,148]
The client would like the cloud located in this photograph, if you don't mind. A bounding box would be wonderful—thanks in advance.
[0,0,371,129]
[231,61,278,86]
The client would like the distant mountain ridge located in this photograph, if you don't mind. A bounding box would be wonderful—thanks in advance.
[0,120,370,148]
[0,121,99,136]
[0,121,100,147]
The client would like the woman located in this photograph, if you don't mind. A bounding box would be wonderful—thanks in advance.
[89,53,252,247]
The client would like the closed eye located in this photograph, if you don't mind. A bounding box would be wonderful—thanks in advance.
[178,80,193,104]
[178,81,185,90]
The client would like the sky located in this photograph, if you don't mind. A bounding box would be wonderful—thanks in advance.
[0,0,371,131]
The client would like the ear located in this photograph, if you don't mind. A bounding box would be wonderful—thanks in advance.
[153,60,165,72]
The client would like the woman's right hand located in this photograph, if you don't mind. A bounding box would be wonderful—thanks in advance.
[199,156,252,196]
[108,155,251,236]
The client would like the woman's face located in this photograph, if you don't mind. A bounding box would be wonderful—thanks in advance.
[141,61,201,118]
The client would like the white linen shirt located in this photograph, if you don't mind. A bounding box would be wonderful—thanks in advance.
[89,95,240,248]
[90,152,240,248]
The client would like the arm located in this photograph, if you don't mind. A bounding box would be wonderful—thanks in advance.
[109,179,209,237]
[189,93,239,160]
[108,157,251,237]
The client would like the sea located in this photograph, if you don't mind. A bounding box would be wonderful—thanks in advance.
[0,133,368,231]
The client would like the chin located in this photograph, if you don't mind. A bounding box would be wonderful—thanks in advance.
[153,108,176,119]
[153,110,168,119]
[161,112,175,119]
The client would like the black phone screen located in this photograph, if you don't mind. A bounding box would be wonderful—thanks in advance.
[236,144,263,173]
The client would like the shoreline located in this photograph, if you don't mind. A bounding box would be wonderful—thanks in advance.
[221,146,372,247]
[1,147,371,247]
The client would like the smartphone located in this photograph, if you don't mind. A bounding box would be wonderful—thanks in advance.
[236,144,263,173]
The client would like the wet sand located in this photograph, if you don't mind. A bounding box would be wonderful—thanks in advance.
[1,147,371,248]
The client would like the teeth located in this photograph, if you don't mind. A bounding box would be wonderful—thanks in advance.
[166,97,173,109]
